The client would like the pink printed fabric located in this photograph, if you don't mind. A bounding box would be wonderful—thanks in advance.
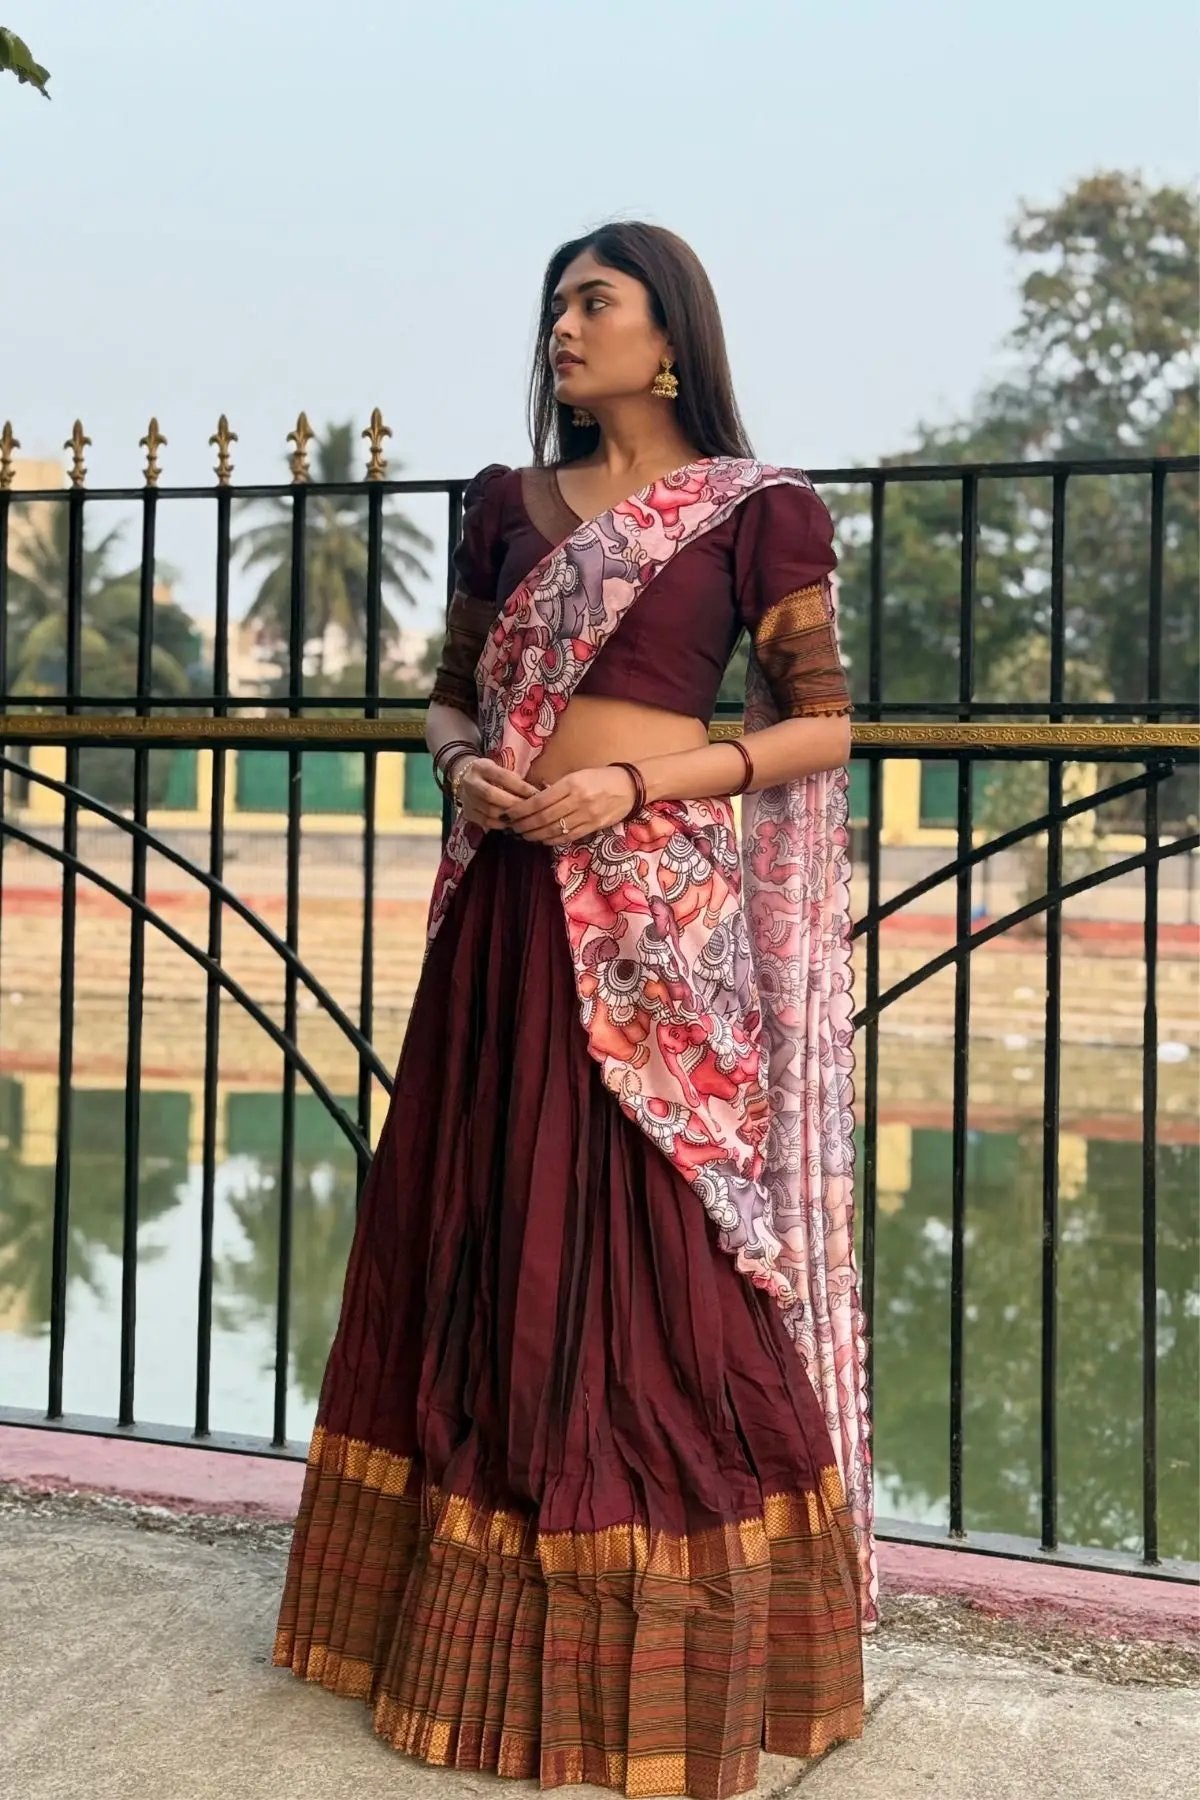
[427,458,877,1626]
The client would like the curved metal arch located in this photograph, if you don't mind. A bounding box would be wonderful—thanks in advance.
[849,762,1176,941]
[0,755,392,1091]
[855,831,1199,1028]
[0,816,372,1163]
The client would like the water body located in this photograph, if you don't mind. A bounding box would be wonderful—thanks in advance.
[0,1072,1195,1564]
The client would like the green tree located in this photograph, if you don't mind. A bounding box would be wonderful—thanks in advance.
[833,172,1198,720]
[8,509,199,699]
[413,627,447,697]
[971,635,1116,914]
[0,26,49,95]
[8,509,202,806]
[233,421,433,683]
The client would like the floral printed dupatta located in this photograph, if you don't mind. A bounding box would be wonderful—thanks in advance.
[427,457,876,1627]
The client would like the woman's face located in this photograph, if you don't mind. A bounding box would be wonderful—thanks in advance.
[548,250,671,410]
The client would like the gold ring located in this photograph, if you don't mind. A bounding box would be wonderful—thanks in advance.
[558,816,569,838]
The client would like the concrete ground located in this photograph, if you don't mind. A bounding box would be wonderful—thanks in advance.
[1,1488,1195,1800]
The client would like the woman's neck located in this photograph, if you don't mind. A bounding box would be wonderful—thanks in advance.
[582,398,699,478]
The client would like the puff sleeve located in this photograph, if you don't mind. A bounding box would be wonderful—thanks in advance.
[734,482,852,718]
[428,463,511,718]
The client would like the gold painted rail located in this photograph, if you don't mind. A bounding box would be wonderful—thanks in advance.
[0,716,1196,753]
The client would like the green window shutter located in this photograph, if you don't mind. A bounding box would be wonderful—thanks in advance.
[158,749,198,809]
[236,749,290,812]
[918,760,1001,828]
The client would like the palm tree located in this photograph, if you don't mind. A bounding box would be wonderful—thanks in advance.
[232,421,433,683]
[7,508,198,699]
[7,508,202,808]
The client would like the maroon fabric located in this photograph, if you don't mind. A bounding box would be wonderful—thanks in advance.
[317,833,843,1541]
[433,465,840,727]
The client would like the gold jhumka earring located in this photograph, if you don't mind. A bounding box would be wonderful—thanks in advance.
[572,408,596,427]
[651,358,679,400]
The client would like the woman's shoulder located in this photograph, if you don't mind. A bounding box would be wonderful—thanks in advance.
[462,461,516,512]
[728,465,834,541]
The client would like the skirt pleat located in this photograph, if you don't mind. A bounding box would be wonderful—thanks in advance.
[274,834,863,1796]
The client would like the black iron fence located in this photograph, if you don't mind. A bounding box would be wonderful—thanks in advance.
[0,415,1197,1585]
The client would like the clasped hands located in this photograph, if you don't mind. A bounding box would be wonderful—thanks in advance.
[452,755,639,845]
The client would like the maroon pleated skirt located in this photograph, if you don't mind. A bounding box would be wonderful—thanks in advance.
[274,833,863,1797]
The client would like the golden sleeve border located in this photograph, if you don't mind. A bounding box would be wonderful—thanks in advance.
[751,583,852,720]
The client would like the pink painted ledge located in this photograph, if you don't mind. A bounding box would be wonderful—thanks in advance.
[2,1425,1196,1645]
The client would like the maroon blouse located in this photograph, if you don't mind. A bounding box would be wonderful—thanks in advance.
[430,464,852,726]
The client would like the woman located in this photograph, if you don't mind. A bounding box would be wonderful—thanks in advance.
[274,221,874,1798]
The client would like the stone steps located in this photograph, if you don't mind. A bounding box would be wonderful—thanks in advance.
[4,903,1196,1049]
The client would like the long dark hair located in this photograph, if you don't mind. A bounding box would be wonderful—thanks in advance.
[528,221,753,468]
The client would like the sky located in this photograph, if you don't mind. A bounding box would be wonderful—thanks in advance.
[2,0,1197,631]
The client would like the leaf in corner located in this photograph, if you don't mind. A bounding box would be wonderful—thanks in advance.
[0,28,52,96]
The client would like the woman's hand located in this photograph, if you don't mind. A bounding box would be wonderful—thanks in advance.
[452,755,540,832]
[504,765,639,845]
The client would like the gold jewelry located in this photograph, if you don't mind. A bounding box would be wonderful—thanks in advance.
[651,357,679,400]
[572,407,596,427]
[449,755,476,807]
[558,815,570,839]
[432,737,477,791]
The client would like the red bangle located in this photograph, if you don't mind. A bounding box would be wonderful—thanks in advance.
[727,738,754,796]
[433,738,477,790]
[610,761,647,817]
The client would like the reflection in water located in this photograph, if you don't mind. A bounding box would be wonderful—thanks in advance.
[868,1126,1198,1560]
[215,1091,359,1410]
[0,1073,1195,1562]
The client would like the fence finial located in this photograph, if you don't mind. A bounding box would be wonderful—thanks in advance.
[65,420,91,488]
[140,417,167,487]
[288,411,314,484]
[209,414,237,486]
[0,421,19,491]
[362,407,392,481]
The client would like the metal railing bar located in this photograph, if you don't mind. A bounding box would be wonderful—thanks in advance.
[948,473,979,1541]
[47,486,85,1420]
[438,487,465,851]
[5,695,1199,720]
[273,487,306,1447]
[1147,467,1166,707]
[872,1513,1198,1583]
[1139,468,1168,1565]
[1040,469,1068,1553]
[357,487,383,1193]
[5,453,1195,507]
[1142,760,1162,1565]
[117,483,157,1426]
[197,487,233,1438]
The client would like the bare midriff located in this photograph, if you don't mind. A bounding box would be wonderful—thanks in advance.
[528,694,708,786]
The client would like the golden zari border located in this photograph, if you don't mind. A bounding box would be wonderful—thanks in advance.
[757,583,828,638]
[305,1424,415,1495]
[304,1430,850,1576]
